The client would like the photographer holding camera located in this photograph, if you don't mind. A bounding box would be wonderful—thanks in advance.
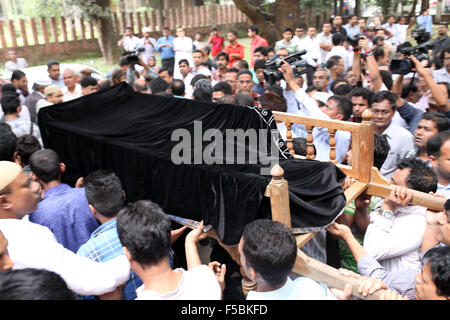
[278,59,351,164]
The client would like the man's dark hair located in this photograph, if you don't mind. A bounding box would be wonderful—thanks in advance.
[216,51,229,62]
[111,69,126,85]
[331,77,349,91]
[305,85,320,94]
[427,130,450,159]
[236,59,249,70]
[83,170,125,218]
[116,200,172,266]
[259,92,287,112]
[1,83,18,95]
[333,84,352,96]
[248,25,259,34]
[254,46,269,57]
[158,67,173,77]
[379,70,393,91]
[267,84,283,97]
[0,268,76,300]
[0,123,17,161]
[329,95,353,121]
[47,60,59,69]
[421,112,449,132]
[292,137,307,156]
[155,91,174,98]
[193,49,204,56]
[234,93,254,107]
[216,95,236,105]
[162,25,170,31]
[349,87,374,107]
[422,246,450,298]
[1,94,21,115]
[401,78,419,99]
[16,135,41,166]
[445,198,450,212]
[193,87,212,102]
[150,77,169,94]
[119,57,128,67]
[11,70,26,82]
[254,59,266,71]
[373,46,386,62]
[170,79,185,96]
[213,81,232,95]
[28,149,61,183]
[374,133,390,170]
[134,80,148,92]
[228,30,238,37]
[237,69,253,79]
[371,90,396,110]
[226,67,239,75]
[80,76,97,88]
[396,158,437,193]
[178,59,190,66]
[190,74,208,87]
[283,27,293,34]
[326,55,343,70]
[242,219,297,287]
[332,34,344,46]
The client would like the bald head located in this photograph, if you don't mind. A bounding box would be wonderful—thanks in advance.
[63,69,76,90]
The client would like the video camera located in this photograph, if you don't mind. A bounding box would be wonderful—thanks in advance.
[411,27,431,45]
[390,39,434,75]
[121,47,145,66]
[347,33,364,48]
[263,50,309,85]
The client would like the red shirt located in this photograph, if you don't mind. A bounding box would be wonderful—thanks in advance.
[250,36,269,67]
[224,42,245,68]
[210,35,224,57]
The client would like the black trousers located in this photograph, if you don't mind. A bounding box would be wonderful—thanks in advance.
[161,57,175,71]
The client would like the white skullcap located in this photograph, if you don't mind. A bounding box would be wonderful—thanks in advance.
[0,161,22,191]
[198,68,212,77]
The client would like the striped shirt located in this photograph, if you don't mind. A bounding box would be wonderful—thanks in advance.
[77,219,143,300]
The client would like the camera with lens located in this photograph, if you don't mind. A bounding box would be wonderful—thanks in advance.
[347,33,364,48]
[263,50,309,85]
[411,27,431,45]
[121,47,145,66]
[390,39,434,75]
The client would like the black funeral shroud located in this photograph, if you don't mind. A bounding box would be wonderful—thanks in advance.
[38,83,346,245]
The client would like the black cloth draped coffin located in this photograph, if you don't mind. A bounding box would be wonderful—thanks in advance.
[38,83,346,245]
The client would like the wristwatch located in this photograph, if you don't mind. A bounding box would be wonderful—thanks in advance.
[381,209,394,221]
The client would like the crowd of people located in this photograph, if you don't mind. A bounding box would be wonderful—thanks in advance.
[0,7,450,301]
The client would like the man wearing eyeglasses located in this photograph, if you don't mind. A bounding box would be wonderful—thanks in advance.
[371,91,414,179]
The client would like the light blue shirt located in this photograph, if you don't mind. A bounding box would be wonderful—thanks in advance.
[246,276,336,300]
[417,15,433,34]
[437,183,450,199]
[49,75,65,88]
[156,36,175,59]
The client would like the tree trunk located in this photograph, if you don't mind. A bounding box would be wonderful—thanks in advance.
[436,0,443,23]
[421,0,429,13]
[410,0,418,17]
[95,15,120,65]
[354,0,361,18]
[232,0,299,46]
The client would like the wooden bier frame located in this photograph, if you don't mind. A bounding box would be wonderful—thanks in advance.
[187,110,446,300]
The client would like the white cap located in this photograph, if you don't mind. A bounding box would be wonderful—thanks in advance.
[142,27,151,33]
[34,78,52,86]
[198,68,212,77]
[0,161,22,191]
[312,92,332,104]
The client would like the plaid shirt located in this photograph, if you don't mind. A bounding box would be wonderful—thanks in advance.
[77,219,143,300]
[4,118,42,145]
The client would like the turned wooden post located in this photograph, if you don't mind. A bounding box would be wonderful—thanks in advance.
[359,109,374,183]
[328,128,337,164]
[306,125,315,160]
[267,164,292,228]
[285,121,295,155]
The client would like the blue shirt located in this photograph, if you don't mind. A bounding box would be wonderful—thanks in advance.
[76,219,143,300]
[156,36,175,59]
[29,184,99,253]
[417,15,433,34]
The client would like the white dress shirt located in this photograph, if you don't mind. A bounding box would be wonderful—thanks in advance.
[4,58,28,72]
[294,88,351,163]
[122,35,141,52]
[0,218,130,296]
[325,45,351,70]
[300,36,322,66]
[135,265,221,300]
[382,23,401,46]
[317,32,333,65]
[173,36,194,80]
[62,84,83,102]
[379,121,415,179]
[364,205,427,273]
[247,276,336,300]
